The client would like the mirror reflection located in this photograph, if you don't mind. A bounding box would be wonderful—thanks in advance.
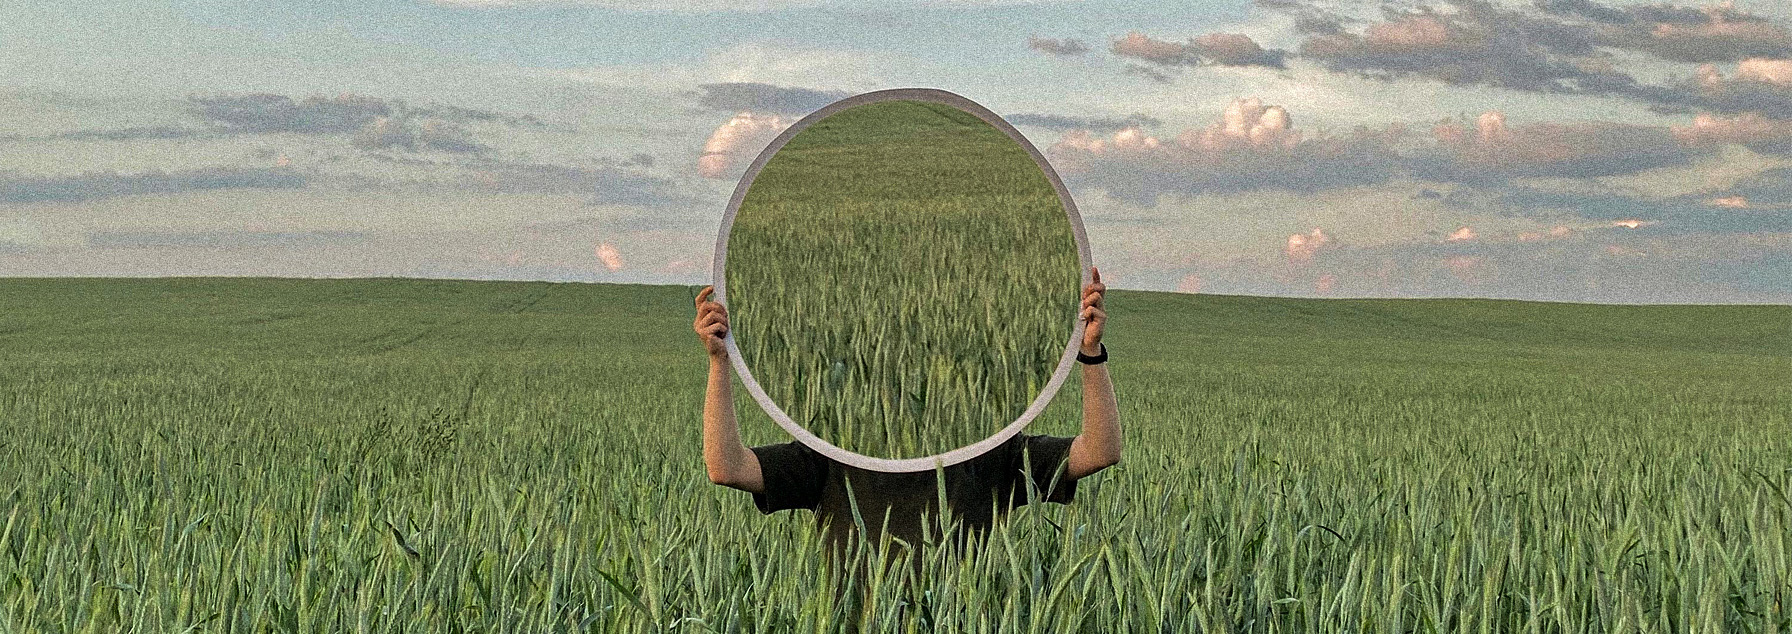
[724,98,1081,461]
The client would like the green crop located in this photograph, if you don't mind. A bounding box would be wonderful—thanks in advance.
[0,264,1789,632]
[724,99,1081,460]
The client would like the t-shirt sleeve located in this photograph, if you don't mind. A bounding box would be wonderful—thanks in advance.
[1012,433,1078,505]
[747,441,827,514]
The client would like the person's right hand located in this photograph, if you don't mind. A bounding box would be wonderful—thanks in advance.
[694,286,729,358]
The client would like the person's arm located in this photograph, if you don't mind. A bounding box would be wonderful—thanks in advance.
[1067,268,1121,479]
[695,286,765,492]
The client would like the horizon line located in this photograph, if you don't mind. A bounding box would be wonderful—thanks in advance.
[3,274,1787,308]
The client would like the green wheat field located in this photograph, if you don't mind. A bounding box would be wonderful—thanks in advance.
[725,99,1081,460]
[1,277,1789,632]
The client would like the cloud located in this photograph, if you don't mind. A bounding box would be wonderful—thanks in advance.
[1045,97,1404,203]
[187,93,533,154]
[432,0,1089,12]
[354,152,691,205]
[3,127,208,142]
[352,117,489,154]
[596,241,625,271]
[1256,0,1354,35]
[1004,112,1161,133]
[1737,57,1792,84]
[190,94,395,134]
[1258,0,1791,112]
[1415,110,1697,183]
[1660,61,1792,118]
[1445,225,1477,241]
[407,103,546,128]
[1534,0,1792,62]
[85,230,367,249]
[1122,64,1175,83]
[1446,177,1792,234]
[1028,35,1090,56]
[1672,111,1792,154]
[1533,0,1636,25]
[0,167,307,204]
[1176,226,1792,302]
[1110,31,1288,69]
[1294,0,1666,99]
[1575,0,1792,63]
[1285,227,1332,262]
[692,82,849,115]
[1111,32,1204,66]
[455,161,686,205]
[431,0,831,11]
[697,112,795,179]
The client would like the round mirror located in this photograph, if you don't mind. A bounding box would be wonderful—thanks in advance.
[713,88,1089,472]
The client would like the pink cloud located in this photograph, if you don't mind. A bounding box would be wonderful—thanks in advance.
[596,242,624,271]
[1364,16,1453,52]
[1314,273,1337,293]
[1709,195,1751,208]
[1445,226,1476,242]
[1110,31,1285,68]
[1285,227,1331,263]
[1112,32,1199,65]
[1738,58,1792,85]
[1180,97,1301,150]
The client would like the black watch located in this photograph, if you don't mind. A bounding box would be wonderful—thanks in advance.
[1077,343,1107,365]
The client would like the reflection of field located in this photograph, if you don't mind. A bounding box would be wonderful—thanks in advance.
[3,279,1789,630]
[725,99,1081,459]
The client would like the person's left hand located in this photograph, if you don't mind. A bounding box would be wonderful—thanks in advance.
[1081,267,1105,355]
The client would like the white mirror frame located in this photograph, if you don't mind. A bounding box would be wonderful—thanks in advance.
[711,87,1093,473]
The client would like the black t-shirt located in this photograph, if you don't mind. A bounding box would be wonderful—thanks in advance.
[748,433,1079,559]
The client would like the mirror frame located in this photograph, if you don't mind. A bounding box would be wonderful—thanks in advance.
[711,87,1093,473]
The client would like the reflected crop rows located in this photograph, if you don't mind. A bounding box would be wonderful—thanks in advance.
[725,100,1081,459]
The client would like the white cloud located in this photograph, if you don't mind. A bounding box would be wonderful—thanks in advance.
[697,112,795,179]
[1045,97,1402,202]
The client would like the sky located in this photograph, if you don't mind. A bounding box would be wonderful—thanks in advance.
[3,0,1791,304]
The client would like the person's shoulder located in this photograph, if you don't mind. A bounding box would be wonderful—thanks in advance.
[976,431,1069,464]
[749,440,825,466]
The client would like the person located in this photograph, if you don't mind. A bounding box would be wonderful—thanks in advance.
[692,268,1121,590]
